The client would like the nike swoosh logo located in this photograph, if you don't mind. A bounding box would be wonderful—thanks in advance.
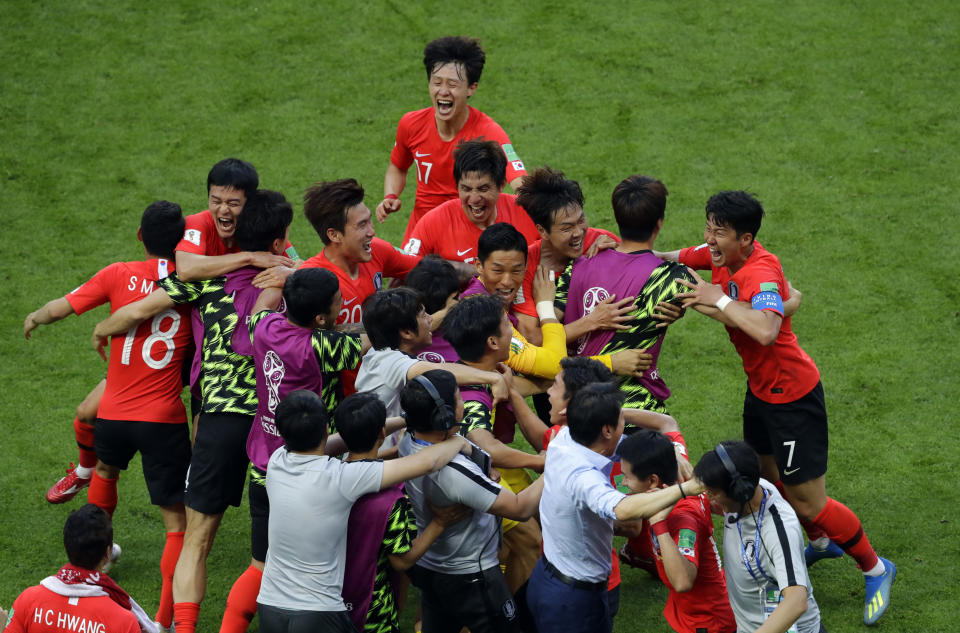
[783,467,800,476]
[457,248,472,256]
[343,297,357,306]
[415,151,430,158]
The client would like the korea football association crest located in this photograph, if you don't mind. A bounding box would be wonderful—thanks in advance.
[727,281,739,301]
[374,272,383,290]
[263,351,286,413]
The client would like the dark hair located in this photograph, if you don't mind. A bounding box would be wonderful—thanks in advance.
[406,256,460,314]
[611,175,668,242]
[400,369,458,433]
[423,36,485,85]
[566,382,624,446]
[705,190,764,240]
[303,179,365,245]
[558,356,614,401]
[616,430,678,486]
[693,440,761,500]
[207,158,259,198]
[516,166,584,232]
[234,189,293,252]
[453,139,507,189]
[140,200,184,260]
[275,390,329,451]
[63,504,113,570]
[477,222,527,263]
[336,392,387,453]
[442,294,504,362]
[362,288,423,350]
[283,268,340,327]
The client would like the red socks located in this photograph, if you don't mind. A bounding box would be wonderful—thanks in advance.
[220,565,263,633]
[87,471,118,516]
[812,497,880,571]
[174,602,201,633]
[73,417,97,469]
[155,532,185,628]
[772,480,828,542]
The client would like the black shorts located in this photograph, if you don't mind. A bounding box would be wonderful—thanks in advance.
[409,564,519,633]
[249,465,269,562]
[184,412,253,515]
[94,418,190,507]
[256,604,356,633]
[742,382,828,485]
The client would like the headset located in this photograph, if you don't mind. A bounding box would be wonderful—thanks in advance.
[411,375,459,431]
[714,442,756,505]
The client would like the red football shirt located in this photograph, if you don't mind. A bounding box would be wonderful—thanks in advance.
[515,228,620,317]
[678,242,820,403]
[389,106,527,243]
[6,584,140,633]
[402,193,540,264]
[300,238,421,393]
[66,259,191,424]
[652,494,736,633]
[175,210,298,258]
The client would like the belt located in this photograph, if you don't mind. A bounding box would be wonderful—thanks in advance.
[542,556,607,591]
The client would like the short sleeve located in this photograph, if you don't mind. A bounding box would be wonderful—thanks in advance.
[768,504,811,591]
[677,243,712,270]
[341,460,385,502]
[378,239,421,279]
[5,589,29,633]
[404,214,435,256]
[383,496,417,556]
[176,213,213,256]
[159,273,203,304]
[439,459,501,512]
[311,330,364,372]
[390,116,414,170]
[65,264,115,315]
[740,267,785,316]
[668,503,706,565]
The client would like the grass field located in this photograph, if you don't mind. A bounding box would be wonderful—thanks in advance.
[2,1,958,631]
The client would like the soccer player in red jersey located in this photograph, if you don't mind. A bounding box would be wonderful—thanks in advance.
[663,190,896,625]
[375,36,527,243]
[24,201,193,631]
[513,166,622,346]
[401,139,539,264]
[619,430,736,633]
[300,179,422,395]
[2,505,153,633]
[175,158,296,283]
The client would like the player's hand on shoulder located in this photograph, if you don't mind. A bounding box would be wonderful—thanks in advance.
[253,264,296,289]
[587,294,634,331]
[585,234,618,258]
[249,251,294,272]
[610,349,653,378]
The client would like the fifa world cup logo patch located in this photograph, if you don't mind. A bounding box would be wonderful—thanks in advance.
[263,351,286,413]
[577,286,611,354]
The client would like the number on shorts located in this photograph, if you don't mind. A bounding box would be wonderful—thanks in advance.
[783,440,796,469]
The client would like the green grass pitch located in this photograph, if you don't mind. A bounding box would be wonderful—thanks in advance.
[2,1,958,631]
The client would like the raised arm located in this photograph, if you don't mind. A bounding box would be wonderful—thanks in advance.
[375,163,407,223]
[24,297,75,339]
[613,478,704,521]
[508,388,550,451]
[380,435,470,489]
[466,427,545,472]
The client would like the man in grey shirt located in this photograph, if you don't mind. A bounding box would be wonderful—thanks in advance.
[397,370,543,633]
[256,389,473,633]
[694,441,824,633]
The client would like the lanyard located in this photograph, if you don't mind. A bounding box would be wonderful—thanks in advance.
[736,489,776,584]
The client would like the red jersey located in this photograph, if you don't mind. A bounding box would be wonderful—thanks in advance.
[175,211,236,257]
[301,238,421,394]
[5,584,139,633]
[402,194,540,264]
[543,424,621,591]
[389,106,526,242]
[678,242,820,403]
[515,228,619,318]
[651,494,736,633]
[66,260,191,424]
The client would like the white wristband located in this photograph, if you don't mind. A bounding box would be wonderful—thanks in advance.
[536,301,556,321]
[715,295,733,312]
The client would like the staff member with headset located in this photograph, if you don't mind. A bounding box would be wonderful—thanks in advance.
[527,383,706,633]
[694,441,826,633]
[397,370,543,633]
